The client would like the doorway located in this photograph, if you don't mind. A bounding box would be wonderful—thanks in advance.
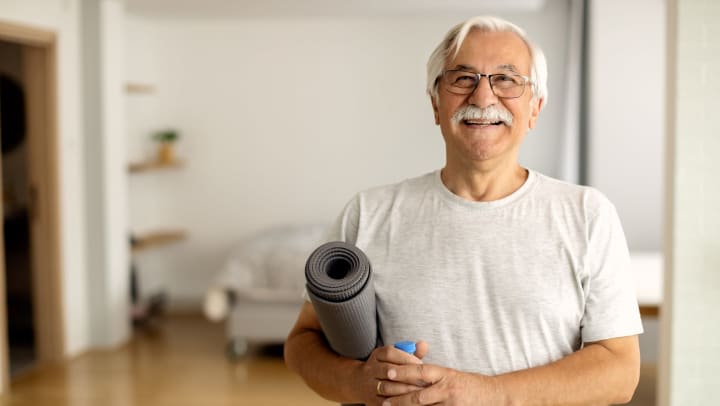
[0,20,64,392]
[0,40,35,376]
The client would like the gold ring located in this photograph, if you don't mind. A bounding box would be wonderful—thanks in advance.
[376,380,383,395]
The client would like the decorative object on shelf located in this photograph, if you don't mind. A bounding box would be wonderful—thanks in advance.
[152,129,180,164]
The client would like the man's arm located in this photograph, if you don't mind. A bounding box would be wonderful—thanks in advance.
[383,335,640,406]
[496,335,640,405]
[284,302,426,405]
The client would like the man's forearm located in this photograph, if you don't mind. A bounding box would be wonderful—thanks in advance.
[284,327,363,403]
[494,337,640,406]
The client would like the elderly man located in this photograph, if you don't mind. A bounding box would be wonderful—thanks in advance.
[284,16,642,406]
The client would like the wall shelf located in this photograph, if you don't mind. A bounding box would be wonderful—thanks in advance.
[128,159,184,173]
[131,229,187,253]
[125,82,155,94]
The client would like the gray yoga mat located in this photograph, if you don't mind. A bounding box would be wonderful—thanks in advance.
[305,241,378,406]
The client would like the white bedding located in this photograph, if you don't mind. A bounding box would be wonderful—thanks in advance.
[630,251,664,306]
[211,224,328,301]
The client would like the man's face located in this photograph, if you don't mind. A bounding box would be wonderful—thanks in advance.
[432,29,543,166]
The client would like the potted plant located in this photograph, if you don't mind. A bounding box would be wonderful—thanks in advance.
[152,129,180,164]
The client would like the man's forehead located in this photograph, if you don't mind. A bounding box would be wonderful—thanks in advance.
[449,31,531,72]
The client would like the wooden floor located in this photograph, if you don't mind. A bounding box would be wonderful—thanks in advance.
[0,315,657,406]
[0,315,333,406]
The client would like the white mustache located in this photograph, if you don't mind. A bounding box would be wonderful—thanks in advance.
[452,105,513,126]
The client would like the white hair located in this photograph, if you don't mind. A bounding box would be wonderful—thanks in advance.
[426,16,548,104]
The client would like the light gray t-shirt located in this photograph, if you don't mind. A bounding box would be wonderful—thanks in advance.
[327,169,643,375]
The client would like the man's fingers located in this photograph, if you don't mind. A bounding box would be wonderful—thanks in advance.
[387,363,439,386]
[414,340,429,360]
[383,386,441,406]
[375,345,423,365]
[376,380,423,397]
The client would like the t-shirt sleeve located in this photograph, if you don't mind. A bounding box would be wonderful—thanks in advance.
[325,194,361,244]
[580,200,644,343]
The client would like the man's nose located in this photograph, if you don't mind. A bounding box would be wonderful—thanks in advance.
[467,75,498,108]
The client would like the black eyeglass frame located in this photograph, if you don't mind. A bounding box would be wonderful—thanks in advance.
[436,69,535,99]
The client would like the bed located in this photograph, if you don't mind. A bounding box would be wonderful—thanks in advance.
[203,224,327,358]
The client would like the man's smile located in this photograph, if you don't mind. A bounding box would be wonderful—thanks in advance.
[462,119,505,127]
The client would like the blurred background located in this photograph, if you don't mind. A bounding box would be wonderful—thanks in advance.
[0,0,717,405]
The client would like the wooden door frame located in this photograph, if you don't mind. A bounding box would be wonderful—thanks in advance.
[0,19,65,392]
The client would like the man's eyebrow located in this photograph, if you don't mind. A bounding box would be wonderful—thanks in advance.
[452,64,520,72]
[454,64,476,71]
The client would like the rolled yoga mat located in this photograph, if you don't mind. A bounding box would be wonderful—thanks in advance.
[305,241,378,361]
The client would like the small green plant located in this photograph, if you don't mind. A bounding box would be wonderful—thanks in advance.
[152,129,179,143]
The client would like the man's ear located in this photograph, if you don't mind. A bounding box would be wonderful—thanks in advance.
[431,96,440,125]
[528,97,544,129]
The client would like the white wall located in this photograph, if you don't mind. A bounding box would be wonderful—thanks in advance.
[100,0,130,348]
[660,0,720,404]
[588,0,667,369]
[125,1,572,305]
[588,0,666,251]
[81,0,130,348]
[0,0,89,357]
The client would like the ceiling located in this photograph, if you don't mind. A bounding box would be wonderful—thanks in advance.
[124,0,547,18]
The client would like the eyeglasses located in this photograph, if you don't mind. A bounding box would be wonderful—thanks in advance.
[439,69,534,99]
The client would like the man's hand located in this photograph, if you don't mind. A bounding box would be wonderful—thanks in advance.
[380,336,639,406]
[380,363,501,406]
[354,341,430,405]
